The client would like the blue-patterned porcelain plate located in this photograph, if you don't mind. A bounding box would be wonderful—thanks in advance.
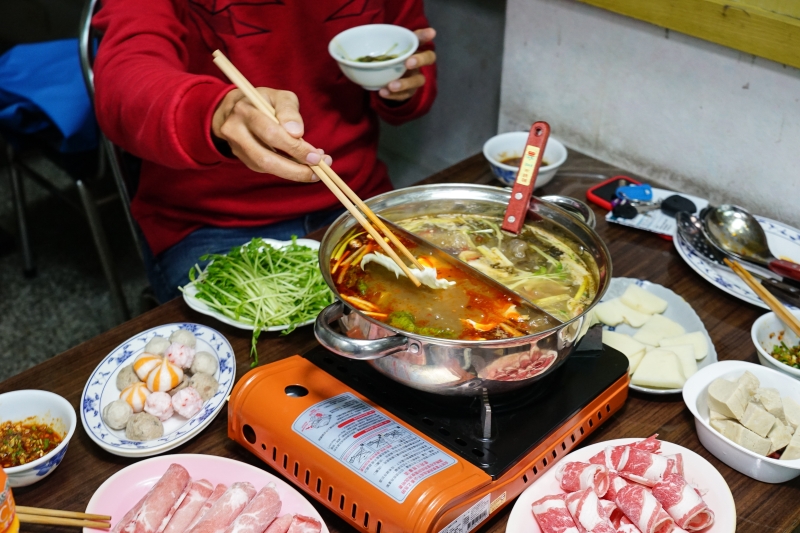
[674,215,800,311]
[80,323,235,457]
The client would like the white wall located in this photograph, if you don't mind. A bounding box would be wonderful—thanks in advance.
[499,0,800,226]
[379,0,507,188]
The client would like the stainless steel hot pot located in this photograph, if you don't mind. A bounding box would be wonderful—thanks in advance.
[314,184,611,396]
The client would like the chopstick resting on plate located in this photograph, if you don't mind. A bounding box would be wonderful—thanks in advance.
[16,506,111,529]
[725,258,800,337]
[211,50,423,287]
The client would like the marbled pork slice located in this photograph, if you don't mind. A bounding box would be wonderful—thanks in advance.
[224,484,282,533]
[563,489,615,533]
[531,494,580,533]
[132,464,191,533]
[186,483,228,531]
[188,482,257,533]
[111,494,147,533]
[603,473,630,503]
[617,448,674,487]
[588,446,630,471]
[163,479,214,533]
[286,515,322,533]
[264,514,294,533]
[614,484,674,533]
[555,461,610,497]
[651,474,715,531]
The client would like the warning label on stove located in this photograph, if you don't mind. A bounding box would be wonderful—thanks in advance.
[292,392,456,503]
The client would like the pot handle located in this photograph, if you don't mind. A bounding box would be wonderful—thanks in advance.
[314,300,409,360]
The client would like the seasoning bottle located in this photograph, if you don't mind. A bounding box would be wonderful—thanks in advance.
[0,469,18,533]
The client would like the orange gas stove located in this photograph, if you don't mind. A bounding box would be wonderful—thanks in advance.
[228,336,629,533]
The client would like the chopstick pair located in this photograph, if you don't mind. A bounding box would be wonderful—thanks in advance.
[725,258,800,336]
[211,50,424,287]
[17,506,111,529]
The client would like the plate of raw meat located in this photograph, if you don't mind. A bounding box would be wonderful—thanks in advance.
[84,454,327,533]
[506,437,735,533]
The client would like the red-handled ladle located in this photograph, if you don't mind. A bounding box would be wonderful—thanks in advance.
[501,121,550,234]
[702,204,800,282]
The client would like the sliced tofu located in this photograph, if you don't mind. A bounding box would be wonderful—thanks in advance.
[631,351,685,389]
[754,387,785,421]
[737,371,760,396]
[620,285,668,314]
[709,410,730,421]
[733,424,773,456]
[633,314,686,346]
[710,417,735,435]
[780,431,800,460]
[768,420,793,455]
[594,299,624,327]
[659,331,709,360]
[602,330,647,374]
[783,397,800,431]
[740,402,776,438]
[707,378,748,420]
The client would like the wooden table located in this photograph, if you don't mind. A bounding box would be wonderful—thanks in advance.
[4,153,799,533]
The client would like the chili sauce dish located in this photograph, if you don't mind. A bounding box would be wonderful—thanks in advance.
[0,389,76,487]
[752,310,800,380]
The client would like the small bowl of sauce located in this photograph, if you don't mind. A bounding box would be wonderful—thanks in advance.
[0,390,75,487]
[483,131,568,188]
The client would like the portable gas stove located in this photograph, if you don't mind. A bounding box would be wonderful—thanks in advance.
[228,330,629,533]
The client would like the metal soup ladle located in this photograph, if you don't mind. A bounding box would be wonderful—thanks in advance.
[702,204,800,282]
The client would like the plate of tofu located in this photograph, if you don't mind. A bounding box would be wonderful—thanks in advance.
[683,361,800,483]
[588,278,717,394]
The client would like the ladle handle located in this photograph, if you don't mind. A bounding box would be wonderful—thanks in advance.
[769,259,800,282]
[502,121,550,234]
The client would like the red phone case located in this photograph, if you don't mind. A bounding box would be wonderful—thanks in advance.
[586,175,641,211]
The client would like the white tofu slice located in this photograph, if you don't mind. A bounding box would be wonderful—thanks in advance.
[780,430,800,460]
[659,331,709,360]
[709,410,730,421]
[733,424,773,456]
[768,420,793,455]
[602,330,647,375]
[620,285,668,314]
[707,378,748,420]
[594,299,624,326]
[618,302,651,328]
[668,347,698,380]
[754,387,784,421]
[737,371,760,396]
[740,402,776,438]
[633,314,686,346]
[631,351,685,389]
[782,397,800,431]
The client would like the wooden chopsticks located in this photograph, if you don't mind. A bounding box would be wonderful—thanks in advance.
[17,506,111,529]
[211,50,423,287]
[725,258,800,336]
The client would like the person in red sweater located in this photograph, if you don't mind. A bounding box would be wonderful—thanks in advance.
[92,0,437,302]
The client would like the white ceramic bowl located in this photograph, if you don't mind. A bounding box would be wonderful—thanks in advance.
[682,360,800,483]
[1,389,76,487]
[751,310,800,379]
[482,132,568,188]
[328,24,419,91]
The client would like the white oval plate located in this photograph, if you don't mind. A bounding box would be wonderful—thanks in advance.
[182,238,321,332]
[674,215,800,311]
[80,323,235,457]
[84,454,328,533]
[506,438,736,533]
[601,277,717,395]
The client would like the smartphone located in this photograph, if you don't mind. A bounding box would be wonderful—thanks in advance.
[586,175,642,211]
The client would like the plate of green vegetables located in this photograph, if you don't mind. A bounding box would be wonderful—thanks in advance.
[181,238,334,359]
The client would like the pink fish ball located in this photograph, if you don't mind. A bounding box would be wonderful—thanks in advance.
[166,342,196,369]
[172,387,204,419]
[144,391,174,422]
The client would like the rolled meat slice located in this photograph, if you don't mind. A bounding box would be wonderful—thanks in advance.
[287,515,322,533]
[111,494,148,533]
[132,464,191,533]
[564,489,616,533]
[616,515,640,533]
[617,449,674,487]
[556,462,610,497]
[588,446,630,471]
[531,494,581,533]
[598,499,620,527]
[631,435,660,454]
[162,479,214,533]
[663,454,684,478]
[603,473,630,503]
[186,483,228,531]
[614,484,674,533]
[188,482,257,533]
[264,515,294,533]
[651,474,715,531]
[224,484,282,533]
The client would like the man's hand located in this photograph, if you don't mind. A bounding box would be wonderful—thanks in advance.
[378,28,436,102]
[212,87,331,182]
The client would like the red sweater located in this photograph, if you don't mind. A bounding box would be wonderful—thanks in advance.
[93,0,436,256]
